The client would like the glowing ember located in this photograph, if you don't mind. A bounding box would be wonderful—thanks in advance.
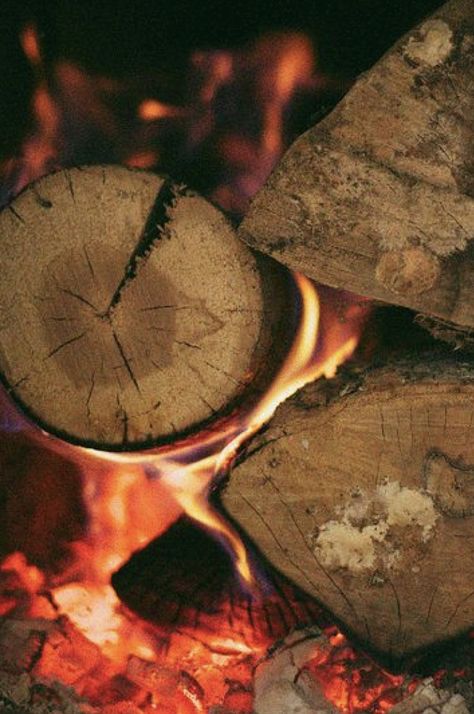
[138,99,185,121]
[0,270,369,711]
[305,629,408,713]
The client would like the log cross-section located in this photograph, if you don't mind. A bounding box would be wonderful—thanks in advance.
[0,165,290,449]
[221,354,474,659]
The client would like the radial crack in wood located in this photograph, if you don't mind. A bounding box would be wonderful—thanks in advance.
[239,0,474,332]
[0,166,291,449]
[221,353,474,659]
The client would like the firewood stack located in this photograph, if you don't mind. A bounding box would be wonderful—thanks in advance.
[0,0,473,689]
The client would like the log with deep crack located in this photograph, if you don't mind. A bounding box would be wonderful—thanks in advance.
[238,0,474,335]
[0,165,291,449]
[220,351,474,659]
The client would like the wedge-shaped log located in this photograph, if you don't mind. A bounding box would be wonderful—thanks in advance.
[239,0,474,330]
[222,353,474,659]
[0,166,290,449]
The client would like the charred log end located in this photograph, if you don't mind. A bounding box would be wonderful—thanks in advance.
[111,516,321,647]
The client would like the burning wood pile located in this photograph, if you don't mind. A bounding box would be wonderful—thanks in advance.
[0,0,473,712]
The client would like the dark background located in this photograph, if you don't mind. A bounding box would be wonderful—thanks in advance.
[0,0,444,159]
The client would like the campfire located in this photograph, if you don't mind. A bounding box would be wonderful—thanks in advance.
[0,1,473,712]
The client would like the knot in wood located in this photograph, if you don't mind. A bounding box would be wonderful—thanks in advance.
[424,450,474,517]
[375,248,440,296]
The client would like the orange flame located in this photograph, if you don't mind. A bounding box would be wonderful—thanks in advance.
[1,17,470,705]
[20,25,42,66]
[138,99,183,121]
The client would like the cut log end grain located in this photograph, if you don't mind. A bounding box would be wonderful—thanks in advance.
[221,353,474,659]
[0,166,291,450]
[239,0,474,332]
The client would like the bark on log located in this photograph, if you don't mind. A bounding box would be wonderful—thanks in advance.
[415,313,474,352]
[0,165,290,449]
[239,0,474,331]
[221,352,474,659]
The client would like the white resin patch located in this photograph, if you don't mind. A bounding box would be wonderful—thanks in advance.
[377,480,438,540]
[313,480,438,574]
[404,19,453,67]
[314,521,388,573]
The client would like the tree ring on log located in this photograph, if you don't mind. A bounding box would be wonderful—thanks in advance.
[221,353,474,659]
[0,166,291,450]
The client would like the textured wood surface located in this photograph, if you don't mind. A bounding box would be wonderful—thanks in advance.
[239,0,474,330]
[0,166,289,449]
[222,353,474,658]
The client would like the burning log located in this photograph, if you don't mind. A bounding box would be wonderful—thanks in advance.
[0,165,291,449]
[238,0,474,333]
[252,625,425,713]
[221,351,474,659]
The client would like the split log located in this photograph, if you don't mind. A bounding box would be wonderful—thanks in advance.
[221,352,474,659]
[0,165,290,449]
[239,0,474,331]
